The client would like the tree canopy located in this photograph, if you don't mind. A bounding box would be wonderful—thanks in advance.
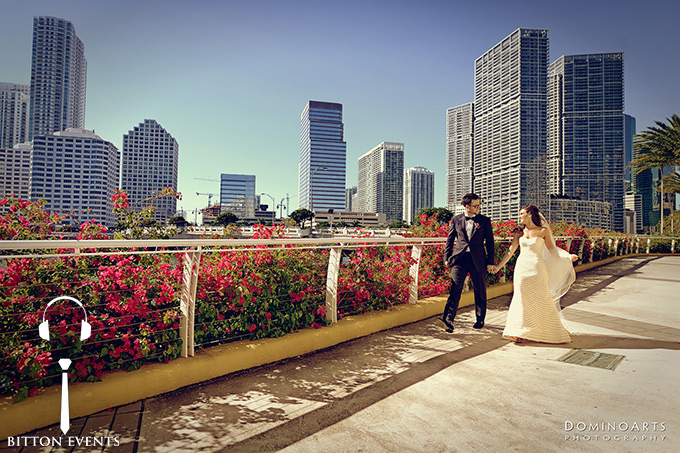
[414,207,454,225]
[628,114,680,233]
[213,212,239,226]
[289,208,315,228]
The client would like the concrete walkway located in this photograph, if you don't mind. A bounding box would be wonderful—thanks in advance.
[3,256,679,452]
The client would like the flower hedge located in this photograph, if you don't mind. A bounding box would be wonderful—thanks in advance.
[0,194,675,402]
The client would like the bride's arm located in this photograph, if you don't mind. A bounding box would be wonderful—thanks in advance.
[542,227,579,262]
[541,227,555,250]
[493,232,521,272]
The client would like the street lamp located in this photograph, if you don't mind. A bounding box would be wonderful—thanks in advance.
[260,192,276,223]
[309,166,328,211]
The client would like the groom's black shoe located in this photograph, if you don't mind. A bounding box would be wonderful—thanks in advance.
[439,318,454,333]
[473,321,485,329]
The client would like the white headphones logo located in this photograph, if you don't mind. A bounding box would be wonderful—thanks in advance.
[39,296,91,342]
[39,296,92,434]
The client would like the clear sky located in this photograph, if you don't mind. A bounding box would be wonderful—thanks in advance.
[2,0,679,221]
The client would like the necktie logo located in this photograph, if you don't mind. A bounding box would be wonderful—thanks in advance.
[39,296,92,434]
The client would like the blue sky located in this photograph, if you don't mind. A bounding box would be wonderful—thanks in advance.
[2,0,679,220]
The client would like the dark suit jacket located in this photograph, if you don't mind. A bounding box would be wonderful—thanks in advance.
[444,213,495,273]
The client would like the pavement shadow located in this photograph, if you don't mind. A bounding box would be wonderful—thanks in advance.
[513,334,680,350]
[139,318,508,453]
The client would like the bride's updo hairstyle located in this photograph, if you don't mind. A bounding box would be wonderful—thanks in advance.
[522,205,542,227]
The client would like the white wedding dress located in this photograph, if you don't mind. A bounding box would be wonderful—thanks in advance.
[502,236,572,343]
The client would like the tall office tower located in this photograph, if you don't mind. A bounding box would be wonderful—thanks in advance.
[298,101,346,211]
[0,83,30,148]
[625,193,643,233]
[121,119,179,223]
[631,137,661,231]
[624,115,636,183]
[547,53,625,231]
[29,128,119,227]
[403,166,435,224]
[446,103,474,212]
[345,186,357,211]
[473,28,549,222]
[220,173,256,219]
[357,142,404,222]
[0,143,32,209]
[29,16,87,140]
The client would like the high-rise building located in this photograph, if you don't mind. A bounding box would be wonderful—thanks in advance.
[632,137,661,231]
[404,166,435,224]
[446,103,474,212]
[29,128,119,227]
[624,115,636,183]
[345,186,357,212]
[473,28,549,221]
[625,193,643,233]
[121,119,179,223]
[29,16,87,140]
[220,173,256,219]
[298,101,346,211]
[547,53,625,231]
[0,82,30,148]
[0,142,32,208]
[357,142,404,222]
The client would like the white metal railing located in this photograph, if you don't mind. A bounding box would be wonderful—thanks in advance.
[0,235,676,359]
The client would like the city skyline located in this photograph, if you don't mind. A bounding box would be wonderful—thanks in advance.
[1,0,679,219]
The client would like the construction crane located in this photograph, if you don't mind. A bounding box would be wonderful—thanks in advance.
[193,177,219,183]
[196,192,216,207]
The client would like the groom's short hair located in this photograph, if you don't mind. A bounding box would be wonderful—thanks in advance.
[461,193,479,207]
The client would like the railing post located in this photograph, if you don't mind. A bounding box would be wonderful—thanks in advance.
[180,247,201,358]
[325,246,341,323]
[408,244,423,304]
[614,239,619,256]
[672,239,676,254]
[566,238,573,254]
[608,238,612,255]
[646,238,651,254]
[499,265,506,283]
[636,237,640,254]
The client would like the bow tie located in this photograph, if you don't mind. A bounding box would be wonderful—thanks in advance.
[465,216,476,221]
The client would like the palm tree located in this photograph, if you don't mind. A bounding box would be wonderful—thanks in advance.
[662,171,680,194]
[628,114,680,234]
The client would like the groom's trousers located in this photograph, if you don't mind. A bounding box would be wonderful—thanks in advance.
[443,252,487,324]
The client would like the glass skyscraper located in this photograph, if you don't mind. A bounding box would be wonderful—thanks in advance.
[29,16,87,140]
[121,119,179,223]
[298,101,346,211]
[547,53,625,231]
[446,103,474,212]
[220,173,256,219]
[473,29,549,221]
[357,142,404,223]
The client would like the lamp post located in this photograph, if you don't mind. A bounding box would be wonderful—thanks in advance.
[261,192,275,223]
[309,166,328,211]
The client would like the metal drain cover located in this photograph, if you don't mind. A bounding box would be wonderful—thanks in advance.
[557,349,625,370]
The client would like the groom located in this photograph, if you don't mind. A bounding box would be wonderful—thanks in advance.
[442,193,495,331]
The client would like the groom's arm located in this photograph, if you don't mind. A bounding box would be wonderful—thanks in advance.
[484,217,495,266]
[444,220,457,266]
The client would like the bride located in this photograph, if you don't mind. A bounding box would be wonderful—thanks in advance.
[492,205,578,344]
